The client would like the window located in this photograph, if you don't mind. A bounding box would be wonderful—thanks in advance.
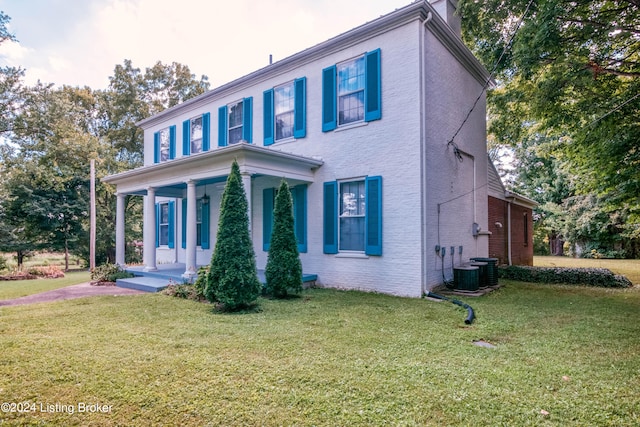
[218,97,253,147]
[337,57,365,125]
[182,113,210,156]
[339,180,366,251]
[181,197,210,250]
[322,49,381,132]
[323,176,382,255]
[153,126,176,163]
[155,201,175,248]
[263,78,306,145]
[263,185,307,252]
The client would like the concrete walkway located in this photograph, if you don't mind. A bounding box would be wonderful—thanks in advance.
[0,282,145,307]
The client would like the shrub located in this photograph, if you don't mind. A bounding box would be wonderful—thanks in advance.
[91,263,134,283]
[193,266,209,298]
[162,282,205,301]
[205,160,261,311]
[499,265,632,288]
[27,265,65,278]
[265,180,303,298]
[0,256,7,273]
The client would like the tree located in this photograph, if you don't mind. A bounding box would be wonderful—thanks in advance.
[205,160,261,310]
[459,0,640,256]
[265,180,303,298]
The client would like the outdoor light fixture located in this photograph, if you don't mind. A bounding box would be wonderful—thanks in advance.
[202,184,210,205]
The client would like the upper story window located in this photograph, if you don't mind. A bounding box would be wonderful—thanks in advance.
[153,125,176,163]
[322,49,382,132]
[218,97,253,147]
[337,57,365,125]
[182,113,210,156]
[263,78,307,146]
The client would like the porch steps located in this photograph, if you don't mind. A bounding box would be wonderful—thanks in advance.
[116,265,318,293]
[116,276,173,293]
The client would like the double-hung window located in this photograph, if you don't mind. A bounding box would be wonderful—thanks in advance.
[218,97,253,146]
[153,126,176,163]
[155,201,175,248]
[263,77,306,145]
[182,113,210,156]
[322,49,381,132]
[323,176,382,255]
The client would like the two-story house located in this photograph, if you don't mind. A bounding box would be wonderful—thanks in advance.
[103,0,492,297]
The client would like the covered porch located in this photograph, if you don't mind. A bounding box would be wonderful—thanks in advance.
[116,263,319,292]
[102,143,323,281]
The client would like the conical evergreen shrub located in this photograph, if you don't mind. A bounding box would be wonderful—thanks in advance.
[265,180,302,298]
[205,160,261,310]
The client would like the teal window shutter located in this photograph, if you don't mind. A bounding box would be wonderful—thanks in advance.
[201,200,210,249]
[155,203,160,248]
[365,176,383,255]
[169,125,177,159]
[218,105,228,147]
[323,181,338,253]
[364,49,382,122]
[262,188,274,251]
[322,66,337,132]
[167,200,175,249]
[181,199,187,249]
[263,89,274,146]
[243,97,253,143]
[293,77,306,138]
[202,112,211,151]
[182,120,190,156]
[153,132,160,163]
[293,184,307,253]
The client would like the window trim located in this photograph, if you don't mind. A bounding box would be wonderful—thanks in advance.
[264,77,306,146]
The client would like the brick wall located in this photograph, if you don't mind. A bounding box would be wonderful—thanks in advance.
[487,196,533,266]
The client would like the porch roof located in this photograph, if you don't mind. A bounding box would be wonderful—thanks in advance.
[102,143,324,196]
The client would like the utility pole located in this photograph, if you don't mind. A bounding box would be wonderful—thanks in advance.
[90,159,96,271]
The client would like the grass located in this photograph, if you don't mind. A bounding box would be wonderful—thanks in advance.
[0,271,91,300]
[1,283,639,426]
[535,255,640,285]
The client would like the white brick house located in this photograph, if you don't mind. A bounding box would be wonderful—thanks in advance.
[103,0,491,297]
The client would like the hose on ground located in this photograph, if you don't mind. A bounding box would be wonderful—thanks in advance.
[425,291,475,325]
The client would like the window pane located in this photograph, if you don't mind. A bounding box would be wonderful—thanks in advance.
[338,91,364,125]
[337,57,365,95]
[228,127,243,145]
[274,84,294,115]
[276,111,294,140]
[160,225,169,246]
[160,203,169,224]
[339,217,365,251]
[191,116,203,153]
[159,128,170,162]
[228,101,243,128]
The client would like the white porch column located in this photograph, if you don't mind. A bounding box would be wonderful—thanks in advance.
[183,180,197,280]
[241,172,252,233]
[143,187,157,272]
[115,192,126,266]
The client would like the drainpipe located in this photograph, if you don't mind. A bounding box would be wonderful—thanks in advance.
[420,11,433,296]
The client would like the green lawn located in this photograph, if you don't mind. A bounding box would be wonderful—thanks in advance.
[535,255,640,285]
[0,270,91,300]
[1,283,639,426]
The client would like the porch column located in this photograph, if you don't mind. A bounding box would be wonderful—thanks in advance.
[241,172,252,233]
[143,186,157,272]
[115,192,126,266]
[183,180,197,280]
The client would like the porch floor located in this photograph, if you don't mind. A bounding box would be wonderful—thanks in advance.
[117,264,318,293]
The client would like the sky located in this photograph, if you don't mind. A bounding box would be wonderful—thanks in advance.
[0,0,412,90]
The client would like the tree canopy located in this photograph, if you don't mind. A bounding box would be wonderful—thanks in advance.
[459,0,640,256]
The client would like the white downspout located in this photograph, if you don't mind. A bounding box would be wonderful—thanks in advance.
[420,12,433,295]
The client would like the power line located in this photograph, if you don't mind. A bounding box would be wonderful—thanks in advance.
[588,91,640,127]
[447,0,536,146]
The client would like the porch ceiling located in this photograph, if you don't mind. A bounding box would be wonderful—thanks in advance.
[102,143,324,196]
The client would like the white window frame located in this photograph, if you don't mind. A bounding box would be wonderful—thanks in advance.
[338,178,366,253]
[158,127,170,162]
[337,55,365,127]
[228,100,244,145]
[274,81,295,141]
[159,202,170,246]
[190,115,203,154]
